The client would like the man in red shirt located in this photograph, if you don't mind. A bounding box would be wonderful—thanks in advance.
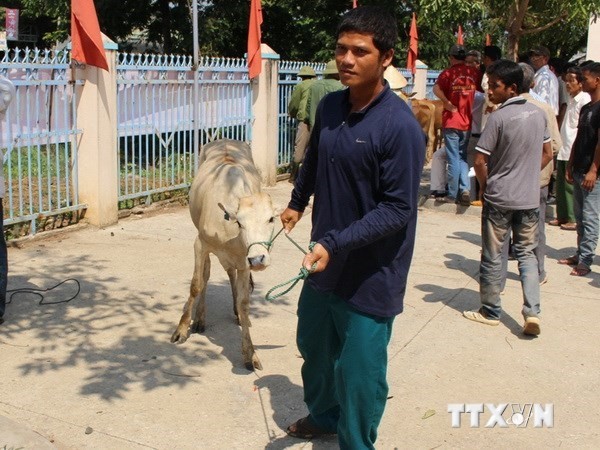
[433,44,482,205]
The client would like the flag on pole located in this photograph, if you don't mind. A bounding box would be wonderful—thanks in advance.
[353,0,358,8]
[485,34,492,46]
[247,0,263,79]
[457,25,464,45]
[70,0,109,71]
[407,13,418,75]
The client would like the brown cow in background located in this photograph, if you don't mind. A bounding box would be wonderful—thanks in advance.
[411,99,443,163]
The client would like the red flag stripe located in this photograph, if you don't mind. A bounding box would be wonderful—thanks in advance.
[70,0,109,71]
[407,13,418,75]
[247,0,263,79]
[457,25,464,45]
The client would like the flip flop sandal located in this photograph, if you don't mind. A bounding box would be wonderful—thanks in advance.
[570,264,591,277]
[286,416,336,439]
[558,256,579,266]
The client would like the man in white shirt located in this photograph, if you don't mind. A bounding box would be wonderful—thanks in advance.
[553,66,591,230]
[529,46,559,115]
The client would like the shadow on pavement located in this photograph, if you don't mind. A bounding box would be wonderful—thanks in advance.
[3,251,283,401]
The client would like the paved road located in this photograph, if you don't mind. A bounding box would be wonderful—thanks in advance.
[1,181,598,449]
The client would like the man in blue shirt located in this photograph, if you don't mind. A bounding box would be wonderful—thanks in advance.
[280,6,425,448]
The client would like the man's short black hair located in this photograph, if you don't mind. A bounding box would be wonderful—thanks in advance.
[566,65,584,83]
[549,57,567,75]
[581,61,600,77]
[337,6,398,54]
[483,45,502,61]
[486,59,524,93]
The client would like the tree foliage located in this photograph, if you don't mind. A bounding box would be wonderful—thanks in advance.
[6,0,600,69]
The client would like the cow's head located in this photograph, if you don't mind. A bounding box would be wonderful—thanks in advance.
[218,192,276,271]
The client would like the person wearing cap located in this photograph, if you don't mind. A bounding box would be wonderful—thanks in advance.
[305,60,344,129]
[288,65,317,181]
[433,44,482,206]
[0,75,15,326]
[529,45,559,115]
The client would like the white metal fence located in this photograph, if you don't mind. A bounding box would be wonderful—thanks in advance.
[1,48,85,236]
[116,54,252,205]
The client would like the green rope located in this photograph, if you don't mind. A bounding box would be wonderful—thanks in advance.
[264,267,312,302]
[246,226,285,253]
[264,233,316,302]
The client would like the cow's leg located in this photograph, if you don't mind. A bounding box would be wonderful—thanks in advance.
[171,237,208,344]
[236,268,262,370]
[226,268,238,320]
[190,254,211,334]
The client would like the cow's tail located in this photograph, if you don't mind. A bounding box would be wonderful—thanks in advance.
[249,273,255,293]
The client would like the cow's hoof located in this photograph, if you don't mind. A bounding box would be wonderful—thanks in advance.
[245,355,262,371]
[170,328,189,344]
[190,322,205,334]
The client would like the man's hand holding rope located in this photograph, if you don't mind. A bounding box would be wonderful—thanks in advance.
[280,207,330,273]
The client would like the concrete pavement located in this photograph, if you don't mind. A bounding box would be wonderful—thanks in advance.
[1,180,599,449]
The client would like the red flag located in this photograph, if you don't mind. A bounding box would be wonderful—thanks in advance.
[407,13,418,75]
[457,25,464,45]
[353,0,358,8]
[485,34,492,46]
[70,0,108,71]
[247,0,263,79]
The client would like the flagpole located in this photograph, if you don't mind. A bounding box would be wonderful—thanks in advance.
[192,0,200,173]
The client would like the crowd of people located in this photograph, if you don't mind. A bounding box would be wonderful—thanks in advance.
[428,41,599,335]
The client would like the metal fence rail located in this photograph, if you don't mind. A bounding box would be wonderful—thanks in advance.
[1,48,85,235]
[116,53,251,205]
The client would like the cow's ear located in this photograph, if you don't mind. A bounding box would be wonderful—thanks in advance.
[218,202,236,221]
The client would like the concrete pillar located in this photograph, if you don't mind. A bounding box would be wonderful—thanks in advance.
[587,15,600,62]
[75,34,119,227]
[412,59,428,99]
[250,43,280,186]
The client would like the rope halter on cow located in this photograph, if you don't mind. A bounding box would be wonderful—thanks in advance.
[246,226,285,255]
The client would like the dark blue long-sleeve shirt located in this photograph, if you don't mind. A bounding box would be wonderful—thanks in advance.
[289,83,426,318]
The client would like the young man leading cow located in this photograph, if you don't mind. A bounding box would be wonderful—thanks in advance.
[280,6,425,448]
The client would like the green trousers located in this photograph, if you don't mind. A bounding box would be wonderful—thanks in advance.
[556,160,576,223]
[297,283,394,450]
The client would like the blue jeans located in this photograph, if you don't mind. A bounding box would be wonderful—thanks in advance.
[443,128,471,199]
[499,186,548,291]
[480,203,541,320]
[572,172,600,269]
[297,283,394,449]
[0,202,7,318]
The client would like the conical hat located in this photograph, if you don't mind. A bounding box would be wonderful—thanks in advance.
[384,65,408,90]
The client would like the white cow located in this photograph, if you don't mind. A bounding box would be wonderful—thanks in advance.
[171,139,276,370]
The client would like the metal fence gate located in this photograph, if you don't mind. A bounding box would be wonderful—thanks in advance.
[116,54,252,206]
[1,48,85,236]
